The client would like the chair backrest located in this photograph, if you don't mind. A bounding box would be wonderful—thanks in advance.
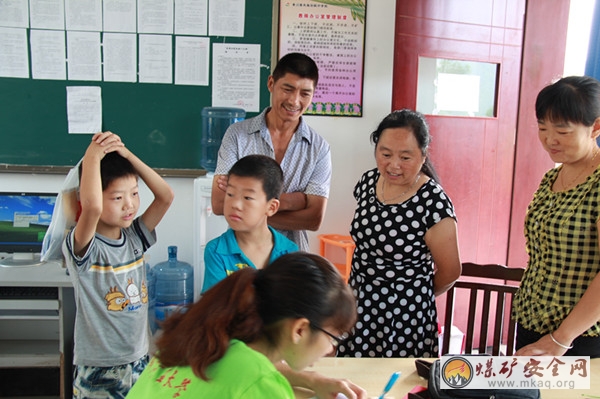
[441,262,525,356]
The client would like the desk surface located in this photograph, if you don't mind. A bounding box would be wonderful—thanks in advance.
[305,357,600,399]
[0,260,71,287]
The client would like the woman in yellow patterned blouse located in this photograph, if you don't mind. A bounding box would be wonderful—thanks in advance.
[513,76,600,357]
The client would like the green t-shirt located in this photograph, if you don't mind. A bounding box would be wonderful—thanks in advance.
[126,340,294,399]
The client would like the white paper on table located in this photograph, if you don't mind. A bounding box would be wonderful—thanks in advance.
[103,0,136,33]
[65,0,101,31]
[66,86,102,134]
[211,43,259,112]
[0,27,29,78]
[139,34,172,84]
[31,29,66,80]
[208,0,244,37]
[174,0,207,36]
[0,0,29,28]
[138,0,174,34]
[175,36,209,86]
[67,31,101,81]
[103,33,137,82]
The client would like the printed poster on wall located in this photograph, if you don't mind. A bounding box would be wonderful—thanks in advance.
[278,0,366,117]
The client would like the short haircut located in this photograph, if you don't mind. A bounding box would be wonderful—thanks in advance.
[272,52,319,87]
[228,155,283,200]
[536,75,600,126]
[78,152,137,191]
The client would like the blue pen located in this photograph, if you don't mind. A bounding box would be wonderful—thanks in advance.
[377,371,401,399]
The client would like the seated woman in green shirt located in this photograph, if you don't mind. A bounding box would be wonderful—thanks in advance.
[126,252,358,398]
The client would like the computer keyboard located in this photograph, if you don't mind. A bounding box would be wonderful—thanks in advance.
[0,286,58,300]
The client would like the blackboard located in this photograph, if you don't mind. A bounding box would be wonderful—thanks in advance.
[0,1,272,171]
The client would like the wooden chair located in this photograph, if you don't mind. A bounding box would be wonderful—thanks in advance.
[441,262,525,356]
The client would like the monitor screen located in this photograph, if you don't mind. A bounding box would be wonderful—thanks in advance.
[0,192,57,255]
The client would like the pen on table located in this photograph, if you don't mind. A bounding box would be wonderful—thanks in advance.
[377,371,401,399]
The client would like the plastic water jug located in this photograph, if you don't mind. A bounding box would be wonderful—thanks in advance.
[154,246,194,327]
[200,107,246,171]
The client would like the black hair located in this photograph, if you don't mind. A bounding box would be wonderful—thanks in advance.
[536,75,600,126]
[155,252,357,380]
[254,252,356,342]
[272,52,319,87]
[370,109,440,182]
[78,152,137,191]
[228,155,284,200]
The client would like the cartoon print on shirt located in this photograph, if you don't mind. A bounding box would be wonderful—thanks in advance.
[127,277,142,305]
[225,262,250,277]
[141,280,149,304]
[105,286,129,311]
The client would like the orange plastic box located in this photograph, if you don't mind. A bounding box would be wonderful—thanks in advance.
[318,234,355,282]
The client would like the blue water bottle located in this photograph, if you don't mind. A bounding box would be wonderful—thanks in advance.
[154,246,194,329]
[200,107,246,171]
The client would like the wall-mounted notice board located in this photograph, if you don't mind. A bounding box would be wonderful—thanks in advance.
[0,0,272,171]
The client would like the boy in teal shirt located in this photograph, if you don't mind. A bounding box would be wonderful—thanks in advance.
[201,154,298,293]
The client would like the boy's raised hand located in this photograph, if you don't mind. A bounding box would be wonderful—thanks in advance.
[91,131,126,156]
[75,131,125,255]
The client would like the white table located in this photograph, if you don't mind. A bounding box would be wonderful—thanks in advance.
[303,357,600,398]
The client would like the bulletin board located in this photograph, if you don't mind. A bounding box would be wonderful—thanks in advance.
[0,0,272,172]
[278,0,366,117]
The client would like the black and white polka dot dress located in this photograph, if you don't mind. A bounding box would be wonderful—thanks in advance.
[337,168,456,358]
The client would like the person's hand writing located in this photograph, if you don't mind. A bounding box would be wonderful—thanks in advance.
[308,374,367,399]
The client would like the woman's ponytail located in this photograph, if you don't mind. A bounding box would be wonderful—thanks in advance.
[155,267,263,380]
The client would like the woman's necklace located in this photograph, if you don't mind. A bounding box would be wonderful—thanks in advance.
[559,148,600,191]
[381,173,420,205]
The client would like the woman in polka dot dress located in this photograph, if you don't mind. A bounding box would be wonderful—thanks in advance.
[337,109,462,358]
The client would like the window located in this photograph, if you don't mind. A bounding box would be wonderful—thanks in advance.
[417,57,498,118]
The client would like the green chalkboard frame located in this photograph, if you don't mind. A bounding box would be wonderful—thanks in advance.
[0,1,272,173]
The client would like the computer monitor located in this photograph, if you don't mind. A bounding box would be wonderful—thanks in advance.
[0,192,57,267]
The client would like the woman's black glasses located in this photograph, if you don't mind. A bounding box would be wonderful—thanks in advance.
[312,325,347,347]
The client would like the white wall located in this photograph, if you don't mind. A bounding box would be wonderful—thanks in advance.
[304,0,396,250]
[0,0,396,266]
[564,0,595,76]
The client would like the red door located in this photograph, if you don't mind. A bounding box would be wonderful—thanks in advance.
[392,0,526,264]
[391,0,571,352]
